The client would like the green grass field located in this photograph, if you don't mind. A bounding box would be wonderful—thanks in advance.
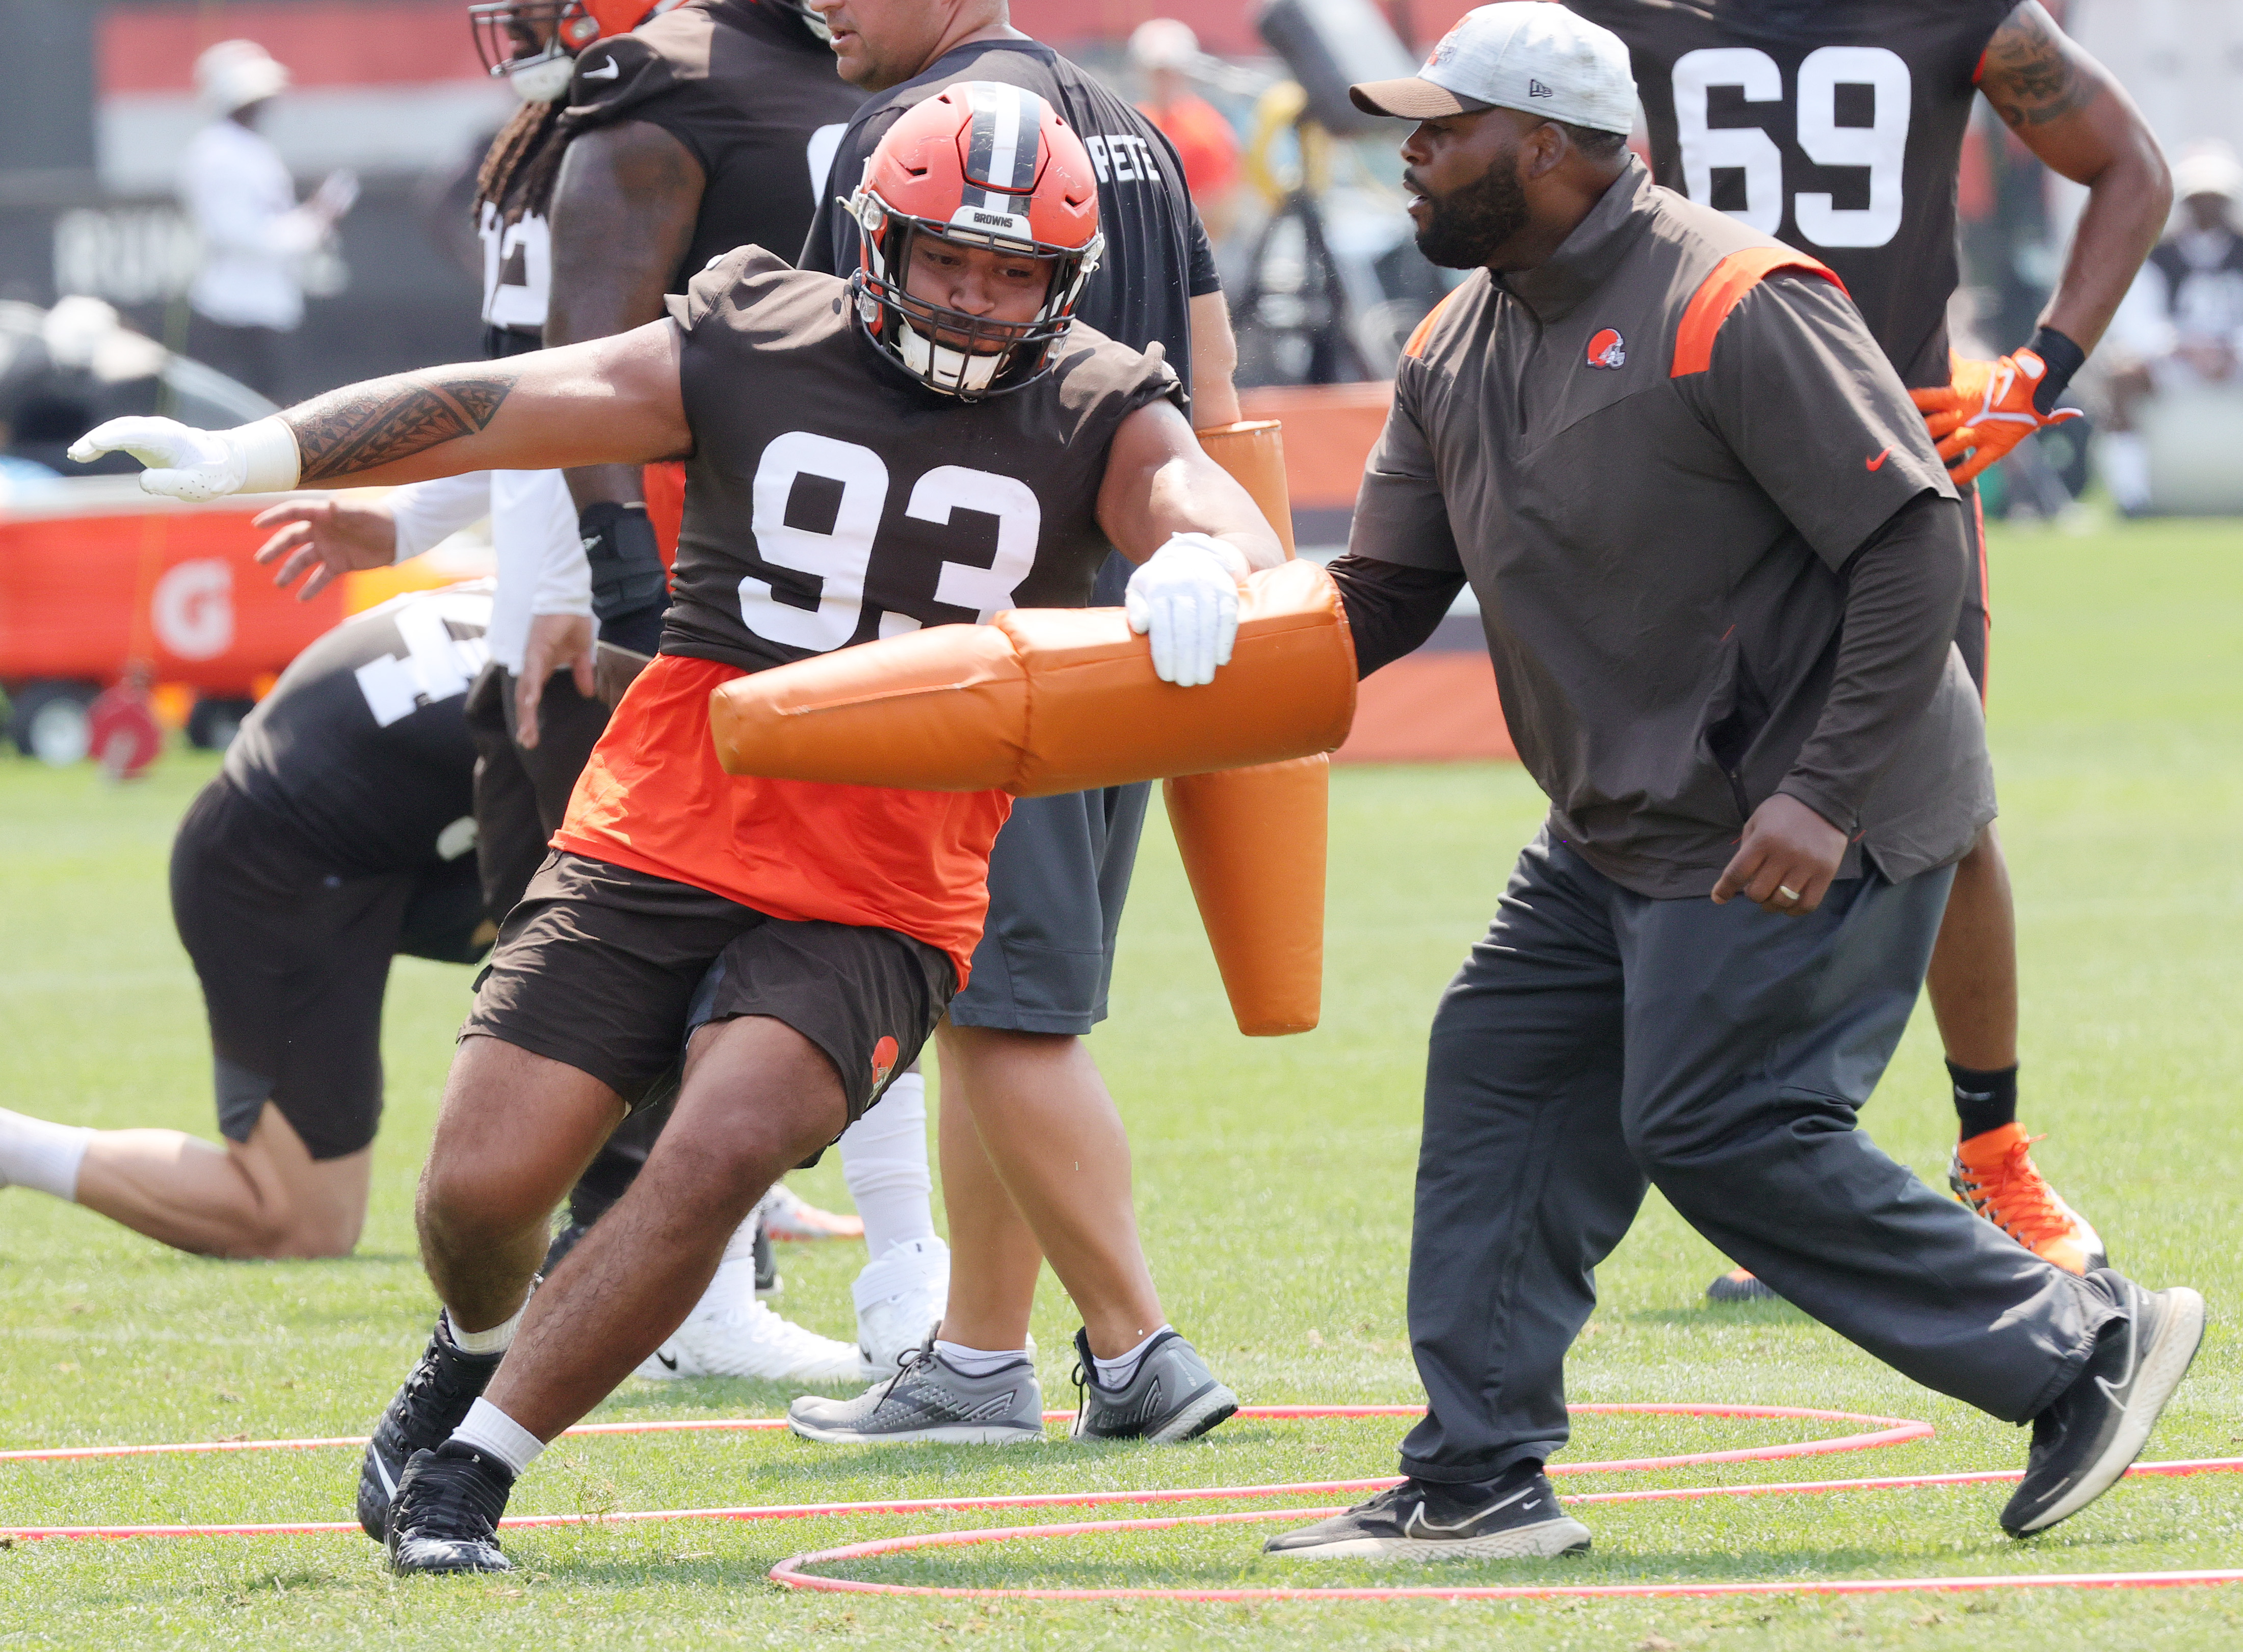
[3,517,2240,1648]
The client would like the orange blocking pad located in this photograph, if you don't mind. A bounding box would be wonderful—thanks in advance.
[1164,755,1328,1035]
[708,561,1358,797]
[1192,420,1295,558]
[1336,651,1517,764]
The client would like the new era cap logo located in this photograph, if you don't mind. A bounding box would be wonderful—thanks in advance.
[1586,328,1625,368]
[1528,78,1554,98]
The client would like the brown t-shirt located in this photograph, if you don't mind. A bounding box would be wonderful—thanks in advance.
[659,246,1183,675]
[1352,160,1994,896]
[558,0,866,291]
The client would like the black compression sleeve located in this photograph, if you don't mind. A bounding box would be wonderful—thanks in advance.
[1777,491,1966,832]
[1323,553,1467,678]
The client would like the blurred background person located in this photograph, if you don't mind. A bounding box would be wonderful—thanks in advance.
[177,39,358,399]
[2100,142,2243,516]
[1129,19,1243,239]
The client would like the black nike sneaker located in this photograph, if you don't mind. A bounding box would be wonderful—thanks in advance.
[355,1316,504,1540]
[1262,1468,1592,1561]
[1068,1328,1238,1445]
[753,1209,780,1299]
[386,1441,515,1574]
[2001,1267,2205,1536]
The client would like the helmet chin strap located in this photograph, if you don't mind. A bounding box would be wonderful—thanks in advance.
[895,318,1005,396]
[508,51,576,103]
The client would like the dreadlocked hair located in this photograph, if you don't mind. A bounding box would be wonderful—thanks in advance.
[475,97,571,219]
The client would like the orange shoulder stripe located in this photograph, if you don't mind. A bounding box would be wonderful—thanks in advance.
[1403,289,1460,360]
[1669,247,1849,378]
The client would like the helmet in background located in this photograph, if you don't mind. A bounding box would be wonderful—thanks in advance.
[468,0,685,103]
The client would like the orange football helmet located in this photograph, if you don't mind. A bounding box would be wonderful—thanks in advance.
[468,0,683,100]
[844,81,1105,400]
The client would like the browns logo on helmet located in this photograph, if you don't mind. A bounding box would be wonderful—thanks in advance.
[843,82,1105,400]
[1585,327,1626,369]
[467,0,684,103]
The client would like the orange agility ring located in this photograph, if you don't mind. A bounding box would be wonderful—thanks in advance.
[6,1400,2241,1605]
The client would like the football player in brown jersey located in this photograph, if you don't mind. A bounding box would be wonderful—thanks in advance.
[245,0,873,1396]
[76,83,1284,1575]
[1564,0,2169,1295]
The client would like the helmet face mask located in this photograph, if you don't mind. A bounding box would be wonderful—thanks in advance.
[845,82,1105,401]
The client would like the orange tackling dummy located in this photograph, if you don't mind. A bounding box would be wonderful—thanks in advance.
[708,419,1340,1034]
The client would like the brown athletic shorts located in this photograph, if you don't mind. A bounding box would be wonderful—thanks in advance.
[170,774,466,1161]
[463,851,953,1121]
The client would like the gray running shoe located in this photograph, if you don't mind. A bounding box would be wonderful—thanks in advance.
[786,1337,1045,1445]
[1262,1471,1591,1561]
[1069,1328,1237,1444]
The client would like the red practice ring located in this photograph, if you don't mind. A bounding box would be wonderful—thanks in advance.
[5,1402,2238,1604]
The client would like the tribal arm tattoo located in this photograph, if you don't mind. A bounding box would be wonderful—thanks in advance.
[1978,1,2102,130]
[288,370,519,483]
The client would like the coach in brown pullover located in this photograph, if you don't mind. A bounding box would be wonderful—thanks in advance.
[1261,4,2183,1563]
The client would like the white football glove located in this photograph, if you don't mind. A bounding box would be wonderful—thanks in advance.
[68,415,299,502]
[1124,532,1248,688]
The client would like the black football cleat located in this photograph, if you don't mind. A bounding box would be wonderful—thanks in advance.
[386,1441,515,1574]
[542,1219,591,1276]
[2001,1268,2204,1536]
[1263,1468,1591,1560]
[1705,1266,1779,1303]
[356,1316,504,1540]
[1068,1328,1237,1444]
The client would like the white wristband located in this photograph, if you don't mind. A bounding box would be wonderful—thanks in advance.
[234,416,302,495]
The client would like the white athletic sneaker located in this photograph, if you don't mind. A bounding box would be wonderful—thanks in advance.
[760,1182,864,1242]
[637,1259,862,1383]
[853,1236,950,1378]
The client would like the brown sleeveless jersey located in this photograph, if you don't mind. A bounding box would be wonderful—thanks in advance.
[1566,0,2017,387]
[657,246,1184,677]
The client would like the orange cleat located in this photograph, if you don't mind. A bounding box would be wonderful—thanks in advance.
[1948,1123,2106,1274]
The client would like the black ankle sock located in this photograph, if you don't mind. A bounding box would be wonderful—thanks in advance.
[1948,1061,2019,1140]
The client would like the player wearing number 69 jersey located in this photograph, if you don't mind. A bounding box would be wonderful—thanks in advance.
[1563,0,2169,1295]
[73,81,1283,1575]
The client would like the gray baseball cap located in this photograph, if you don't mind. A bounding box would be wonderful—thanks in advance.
[1350,3,1636,135]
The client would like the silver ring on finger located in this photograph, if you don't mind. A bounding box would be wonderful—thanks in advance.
[1777,884,1802,903]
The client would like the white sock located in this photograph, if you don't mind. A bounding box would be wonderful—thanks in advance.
[0,1108,94,1201]
[2102,431,2151,512]
[1093,1326,1172,1391]
[933,1339,1031,1377]
[837,1068,935,1260]
[445,1299,525,1356]
[451,1396,544,1475]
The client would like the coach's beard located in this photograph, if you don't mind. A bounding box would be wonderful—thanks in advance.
[1410,161,1531,271]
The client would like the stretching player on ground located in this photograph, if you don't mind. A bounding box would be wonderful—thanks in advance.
[1562,0,2170,1298]
[75,83,1284,1575]
[785,0,1249,1447]
[1258,7,2199,1561]
[252,0,869,1385]
[0,588,496,1258]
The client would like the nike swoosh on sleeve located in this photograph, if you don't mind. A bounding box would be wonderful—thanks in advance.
[1866,447,1892,471]
[582,59,621,79]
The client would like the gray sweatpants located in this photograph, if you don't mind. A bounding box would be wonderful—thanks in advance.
[1401,829,2110,1485]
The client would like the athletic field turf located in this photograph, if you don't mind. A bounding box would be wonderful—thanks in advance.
[3,517,2238,1648]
